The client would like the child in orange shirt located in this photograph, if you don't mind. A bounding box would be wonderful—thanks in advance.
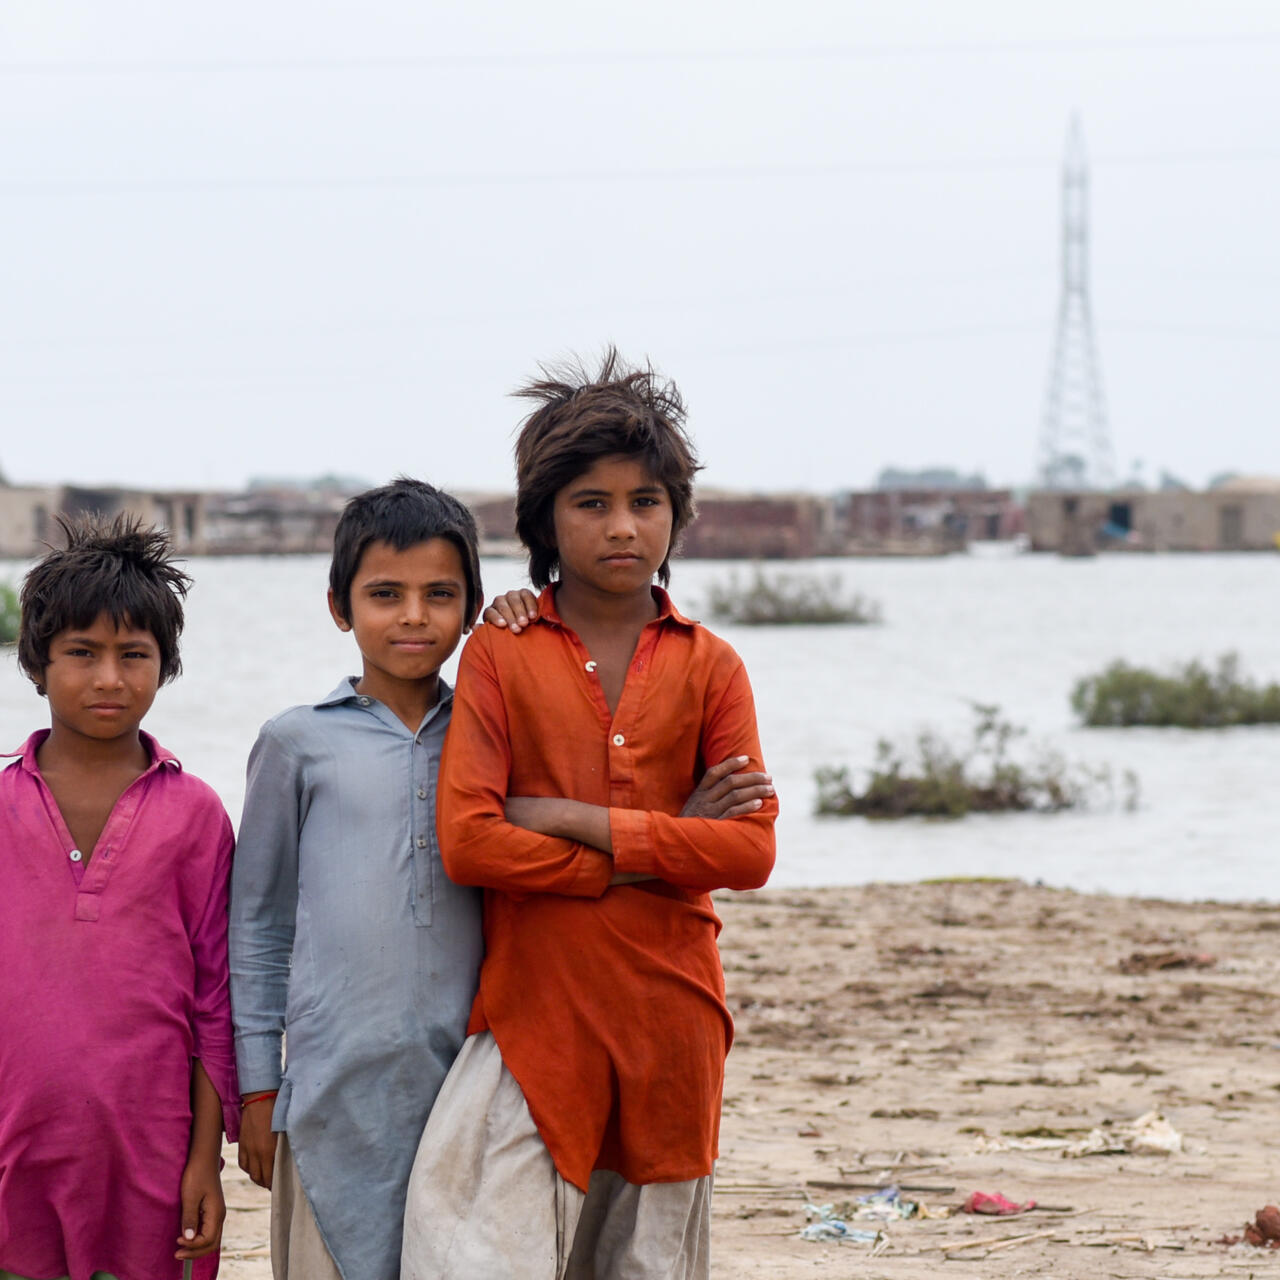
[402,350,777,1279]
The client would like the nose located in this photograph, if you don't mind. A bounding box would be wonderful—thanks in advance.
[401,595,427,625]
[605,507,637,540]
[94,655,126,689]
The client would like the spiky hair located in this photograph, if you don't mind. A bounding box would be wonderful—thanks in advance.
[18,513,191,689]
[513,347,701,588]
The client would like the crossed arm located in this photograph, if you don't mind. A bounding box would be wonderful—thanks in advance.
[505,753,773,884]
[457,589,776,891]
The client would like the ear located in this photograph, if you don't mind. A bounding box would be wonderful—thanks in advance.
[327,589,352,632]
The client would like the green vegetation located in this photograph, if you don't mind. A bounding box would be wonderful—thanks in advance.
[705,568,881,626]
[1072,653,1280,728]
[0,583,18,646]
[815,703,1139,819]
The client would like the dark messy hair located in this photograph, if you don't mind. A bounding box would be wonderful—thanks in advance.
[19,514,191,692]
[329,477,483,625]
[513,347,701,589]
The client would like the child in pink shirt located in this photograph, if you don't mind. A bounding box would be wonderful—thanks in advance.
[0,516,240,1280]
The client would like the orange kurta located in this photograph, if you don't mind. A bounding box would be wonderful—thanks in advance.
[437,586,777,1191]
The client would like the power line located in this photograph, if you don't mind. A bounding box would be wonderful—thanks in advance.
[1,147,1274,198]
[2,33,1279,75]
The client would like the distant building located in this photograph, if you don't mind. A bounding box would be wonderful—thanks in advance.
[0,482,206,557]
[837,488,1024,554]
[457,492,520,557]
[1027,479,1280,552]
[679,492,838,559]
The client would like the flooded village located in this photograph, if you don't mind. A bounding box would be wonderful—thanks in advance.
[3,468,1279,560]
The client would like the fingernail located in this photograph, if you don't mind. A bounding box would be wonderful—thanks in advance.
[185,1228,195,1239]
[736,756,749,763]
[752,799,762,808]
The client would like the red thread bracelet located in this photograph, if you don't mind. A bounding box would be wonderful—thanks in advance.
[243,1091,278,1107]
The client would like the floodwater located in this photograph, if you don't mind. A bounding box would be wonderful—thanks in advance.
[2,551,1276,902]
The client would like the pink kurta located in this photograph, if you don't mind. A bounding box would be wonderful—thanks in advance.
[0,731,240,1280]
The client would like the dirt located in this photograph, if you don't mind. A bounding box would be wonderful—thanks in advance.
[218,880,1280,1277]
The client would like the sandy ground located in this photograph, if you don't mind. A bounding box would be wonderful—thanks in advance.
[219,880,1280,1278]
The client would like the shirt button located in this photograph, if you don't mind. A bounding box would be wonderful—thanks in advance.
[69,848,83,863]
[358,696,371,707]
[612,733,626,747]
[417,787,427,800]
[585,660,598,673]
[416,835,428,848]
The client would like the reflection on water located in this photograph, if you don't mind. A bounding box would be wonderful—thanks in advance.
[2,552,1276,902]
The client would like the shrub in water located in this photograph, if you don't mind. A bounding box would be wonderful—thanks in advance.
[1072,653,1280,728]
[0,583,18,646]
[705,568,881,626]
[815,703,1139,819]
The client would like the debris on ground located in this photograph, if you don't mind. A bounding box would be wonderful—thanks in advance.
[799,1203,881,1244]
[962,1190,1037,1216]
[1218,1204,1280,1248]
[975,1109,1182,1158]
[1118,950,1216,974]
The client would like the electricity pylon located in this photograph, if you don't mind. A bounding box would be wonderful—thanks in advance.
[1037,116,1114,490]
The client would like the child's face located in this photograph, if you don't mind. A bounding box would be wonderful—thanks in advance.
[551,455,673,599]
[41,613,162,746]
[328,536,470,697]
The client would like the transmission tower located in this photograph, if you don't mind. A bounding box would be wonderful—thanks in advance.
[1037,116,1114,490]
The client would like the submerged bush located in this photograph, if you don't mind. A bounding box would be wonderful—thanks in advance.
[1072,654,1280,728]
[815,703,1139,819]
[0,583,18,646]
[705,568,881,626]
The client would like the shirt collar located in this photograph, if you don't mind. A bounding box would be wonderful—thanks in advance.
[3,728,181,775]
[534,584,697,630]
[314,675,455,710]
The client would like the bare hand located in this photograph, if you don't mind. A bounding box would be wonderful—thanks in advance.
[504,795,564,834]
[681,756,774,820]
[237,1095,278,1190]
[175,1155,225,1260]
[483,588,540,634]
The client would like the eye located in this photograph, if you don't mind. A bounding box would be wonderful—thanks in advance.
[635,496,660,508]
[369,588,398,599]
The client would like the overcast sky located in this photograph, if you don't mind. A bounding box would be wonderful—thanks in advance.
[1,2,1277,495]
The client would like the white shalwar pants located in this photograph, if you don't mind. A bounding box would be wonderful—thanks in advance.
[402,1032,712,1280]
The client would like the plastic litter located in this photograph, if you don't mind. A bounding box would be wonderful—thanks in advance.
[963,1190,1036,1216]
[853,1185,919,1222]
[799,1203,881,1244]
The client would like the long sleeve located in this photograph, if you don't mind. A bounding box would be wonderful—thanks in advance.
[229,723,304,1094]
[189,806,241,1140]
[609,659,777,891]
[438,632,614,898]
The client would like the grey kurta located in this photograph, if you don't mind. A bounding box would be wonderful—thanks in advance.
[229,678,483,1280]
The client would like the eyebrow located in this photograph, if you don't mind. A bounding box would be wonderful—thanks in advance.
[60,633,156,648]
[360,577,465,590]
[568,484,666,499]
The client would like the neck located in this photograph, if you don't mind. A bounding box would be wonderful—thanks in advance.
[554,579,659,633]
[355,671,441,732]
[39,721,150,775]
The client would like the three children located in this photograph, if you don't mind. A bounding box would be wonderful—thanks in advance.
[1,349,775,1280]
